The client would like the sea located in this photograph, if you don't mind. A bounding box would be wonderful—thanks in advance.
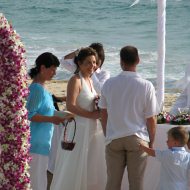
[1,0,190,92]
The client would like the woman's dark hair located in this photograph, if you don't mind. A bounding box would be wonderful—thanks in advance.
[89,43,105,67]
[29,52,60,79]
[74,47,98,74]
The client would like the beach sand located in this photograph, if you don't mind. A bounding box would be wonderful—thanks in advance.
[30,80,179,112]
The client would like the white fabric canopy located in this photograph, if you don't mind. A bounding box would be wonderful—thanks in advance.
[131,0,166,109]
[156,0,166,109]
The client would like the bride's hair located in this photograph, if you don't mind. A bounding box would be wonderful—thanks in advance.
[74,47,98,74]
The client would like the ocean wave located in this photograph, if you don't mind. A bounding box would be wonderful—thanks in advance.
[1,0,189,92]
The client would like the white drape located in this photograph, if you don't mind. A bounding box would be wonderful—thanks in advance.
[130,0,166,109]
[156,0,166,109]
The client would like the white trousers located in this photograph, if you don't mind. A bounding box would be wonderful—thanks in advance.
[29,153,49,190]
[48,124,63,173]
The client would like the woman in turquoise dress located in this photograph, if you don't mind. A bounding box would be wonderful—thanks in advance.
[27,52,66,190]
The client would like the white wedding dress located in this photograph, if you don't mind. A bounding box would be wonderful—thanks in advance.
[50,73,107,190]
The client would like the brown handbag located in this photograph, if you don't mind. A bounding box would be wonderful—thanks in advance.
[61,118,76,151]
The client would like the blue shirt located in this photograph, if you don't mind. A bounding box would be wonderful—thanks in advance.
[27,83,55,156]
[155,147,190,190]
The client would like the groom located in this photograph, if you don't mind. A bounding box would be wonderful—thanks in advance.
[99,45,159,190]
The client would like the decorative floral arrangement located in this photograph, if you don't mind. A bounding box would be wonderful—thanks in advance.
[170,114,190,125]
[0,14,31,189]
[157,111,190,125]
[157,111,171,124]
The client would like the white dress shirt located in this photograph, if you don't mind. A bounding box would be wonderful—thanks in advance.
[99,71,159,144]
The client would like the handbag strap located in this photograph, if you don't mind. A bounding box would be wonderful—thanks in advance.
[63,118,76,142]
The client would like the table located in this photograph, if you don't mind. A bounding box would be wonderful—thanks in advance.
[121,124,190,190]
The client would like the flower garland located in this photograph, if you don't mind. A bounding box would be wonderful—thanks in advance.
[157,111,171,124]
[157,111,190,125]
[0,14,31,189]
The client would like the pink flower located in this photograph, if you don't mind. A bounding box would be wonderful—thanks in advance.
[0,13,31,189]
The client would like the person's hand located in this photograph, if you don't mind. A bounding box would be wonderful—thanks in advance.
[139,143,148,151]
[139,142,155,157]
[91,110,100,119]
[51,116,66,125]
[149,142,154,148]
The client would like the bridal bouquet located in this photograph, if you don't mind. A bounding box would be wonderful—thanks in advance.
[94,95,100,111]
[0,14,31,189]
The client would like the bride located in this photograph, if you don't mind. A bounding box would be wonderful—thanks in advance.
[50,47,106,190]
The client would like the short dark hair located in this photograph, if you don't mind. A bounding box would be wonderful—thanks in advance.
[120,46,139,66]
[89,43,105,67]
[29,52,60,78]
[74,47,98,74]
[167,126,189,146]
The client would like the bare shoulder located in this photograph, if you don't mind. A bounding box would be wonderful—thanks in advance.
[67,74,81,91]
